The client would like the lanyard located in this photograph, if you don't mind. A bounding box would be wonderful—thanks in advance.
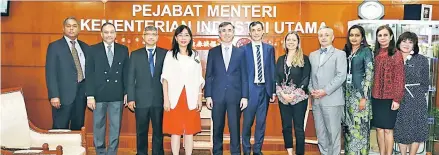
[347,51,358,75]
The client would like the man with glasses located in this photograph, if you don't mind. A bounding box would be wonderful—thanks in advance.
[127,26,167,155]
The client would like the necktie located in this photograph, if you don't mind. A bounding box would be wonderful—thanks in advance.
[70,41,84,82]
[320,48,328,54]
[224,46,230,70]
[148,49,154,77]
[107,45,113,67]
[256,45,263,82]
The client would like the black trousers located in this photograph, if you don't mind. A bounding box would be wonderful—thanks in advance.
[52,81,86,130]
[135,106,164,155]
[278,100,308,154]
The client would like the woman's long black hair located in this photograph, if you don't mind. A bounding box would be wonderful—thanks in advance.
[171,25,195,59]
[343,25,369,57]
[373,25,396,57]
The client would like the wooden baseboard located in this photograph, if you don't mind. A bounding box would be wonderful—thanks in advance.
[86,134,319,151]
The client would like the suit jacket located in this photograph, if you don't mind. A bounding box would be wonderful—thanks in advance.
[45,37,89,105]
[127,47,167,108]
[85,42,129,102]
[204,45,249,103]
[240,42,276,96]
[308,46,347,106]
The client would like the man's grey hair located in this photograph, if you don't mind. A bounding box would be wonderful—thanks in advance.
[144,25,158,33]
[318,26,334,35]
[63,16,78,26]
[218,22,235,33]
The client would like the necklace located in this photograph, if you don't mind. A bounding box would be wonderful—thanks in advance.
[283,56,292,84]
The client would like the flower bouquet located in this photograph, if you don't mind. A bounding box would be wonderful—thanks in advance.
[276,81,308,105]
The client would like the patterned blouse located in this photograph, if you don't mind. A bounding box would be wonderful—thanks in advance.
[372,48,405,103]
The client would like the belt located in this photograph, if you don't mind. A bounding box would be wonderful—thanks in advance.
[405,83,420,98]
[255,83,265,86]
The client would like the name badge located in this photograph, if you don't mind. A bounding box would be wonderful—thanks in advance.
[346,74,352,84]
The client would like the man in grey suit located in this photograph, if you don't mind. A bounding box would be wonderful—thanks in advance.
[308,26,347,155]
[86,23,129,155]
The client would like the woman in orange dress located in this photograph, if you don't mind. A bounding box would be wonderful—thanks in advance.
[161,24,204,155]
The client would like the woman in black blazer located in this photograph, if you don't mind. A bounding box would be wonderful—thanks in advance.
[275,31,311,155]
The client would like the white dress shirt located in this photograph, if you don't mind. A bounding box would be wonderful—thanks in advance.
[145,45,157,66]
[221,43,232,70]
[161,51,205,110]
[252,42,265,83]
[64,36,85,77]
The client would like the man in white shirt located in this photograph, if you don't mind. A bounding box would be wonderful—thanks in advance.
[205,22,248,155]
[240,21,276,155]
[85,23,129,155]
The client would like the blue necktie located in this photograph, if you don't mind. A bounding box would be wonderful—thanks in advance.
[148,49,154,77]
[256,45,263,82]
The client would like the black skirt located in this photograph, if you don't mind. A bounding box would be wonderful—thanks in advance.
[371,98,398,129]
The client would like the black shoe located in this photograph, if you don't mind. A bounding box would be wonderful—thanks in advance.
[243,153,250,155]
[253,152,263,155]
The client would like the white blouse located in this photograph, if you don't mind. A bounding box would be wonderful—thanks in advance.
[161,51,205,110]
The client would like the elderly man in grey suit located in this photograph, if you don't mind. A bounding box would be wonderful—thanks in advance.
[308,26,347,155]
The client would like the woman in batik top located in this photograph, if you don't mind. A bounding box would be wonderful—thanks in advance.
[342,25,374,155]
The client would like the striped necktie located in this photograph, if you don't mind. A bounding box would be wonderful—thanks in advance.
[256,45,263,82]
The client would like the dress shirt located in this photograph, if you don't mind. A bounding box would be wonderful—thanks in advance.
[221,43,232,70]
[145,45,157,66]
[64,36,85,77]
[319,45,333,64]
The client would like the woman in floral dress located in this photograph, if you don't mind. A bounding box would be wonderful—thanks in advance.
[342,25,374,155]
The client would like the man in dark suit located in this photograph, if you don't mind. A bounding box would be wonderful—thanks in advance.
[127,26,167,155]
[240,21,276,155]
[45,17,89,130]
[205,22,248,155]
[85,23,129,155]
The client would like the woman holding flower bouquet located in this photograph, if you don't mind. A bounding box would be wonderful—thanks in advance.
[275,31,311,155]
[342,25,374,155]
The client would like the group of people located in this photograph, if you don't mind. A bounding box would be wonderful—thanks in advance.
[45,16,430,155]
[342,25,429,155]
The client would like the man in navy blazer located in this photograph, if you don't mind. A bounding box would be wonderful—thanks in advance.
[205,22,248,155]
[86,23,129,155]
[240,21,276,155]
[45,17,89,130]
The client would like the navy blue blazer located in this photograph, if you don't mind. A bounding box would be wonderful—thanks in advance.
[240,42,276,96]
[204,45,249,103]
[85,42,129,102]
[45,37,89,105]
